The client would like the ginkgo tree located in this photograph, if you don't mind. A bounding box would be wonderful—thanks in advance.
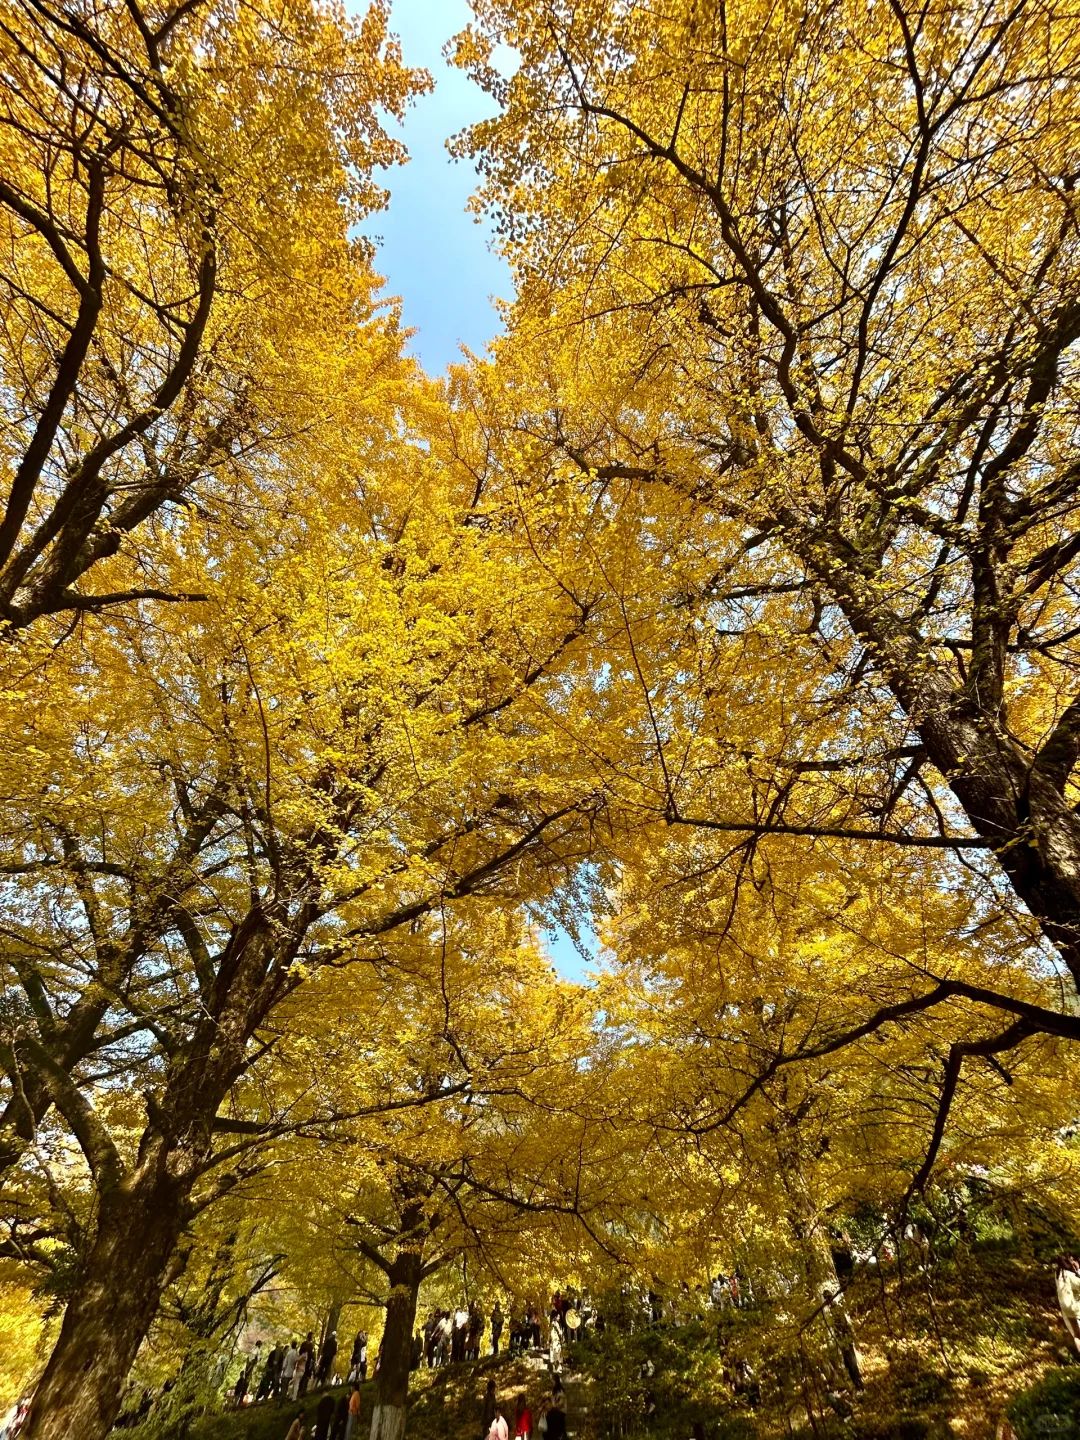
[0,310,644,1440]
[0,0,422,628]
[7,0,1080,1433]
[250,908,620,1440]
[597,823,1080,1399]
[452,0,1080,1158]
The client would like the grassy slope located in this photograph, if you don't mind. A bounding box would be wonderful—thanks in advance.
[159,1247,1078,1440]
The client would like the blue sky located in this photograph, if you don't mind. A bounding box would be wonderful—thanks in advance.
[360,0,513,373]
[360,1,598,981]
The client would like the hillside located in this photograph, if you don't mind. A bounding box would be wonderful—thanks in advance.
[130,1242,1080,1440]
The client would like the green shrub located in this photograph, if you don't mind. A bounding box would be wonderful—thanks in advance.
[905,1371,953,1407]
[1007,1367,1080,1438]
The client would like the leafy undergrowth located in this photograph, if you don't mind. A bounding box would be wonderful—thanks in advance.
[127,1383,374,1440]
[1006,1366,1080,1438]
[149,1249,1074,1440]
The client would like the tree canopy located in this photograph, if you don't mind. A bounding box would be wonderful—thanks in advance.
[2,0,1080,1436]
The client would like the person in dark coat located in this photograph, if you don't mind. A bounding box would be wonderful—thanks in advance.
[424,1312,439,1369]
[469,1302,486,1361]
[298,1333,315,1396]
[256,1345,281,1401]
[272,1343,287,1398]
[313,1390,335,1440]
[481,1378,497,1437]
[545,1392,567,1440]
[317,1331,338,1387]
[330,1390,350,1440]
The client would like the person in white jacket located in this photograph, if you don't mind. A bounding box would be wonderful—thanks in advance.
[1055,1256,1080,1354]
[281,1341,299,1391]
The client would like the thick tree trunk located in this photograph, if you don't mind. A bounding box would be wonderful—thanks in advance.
[949,745,1080,989]
[22,1168,189,1440]
[370,1248,422,1440]
[323,1302,341,1349]
[21,910,283,1440]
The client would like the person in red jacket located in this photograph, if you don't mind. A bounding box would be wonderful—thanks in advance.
[514,1394,532,1440]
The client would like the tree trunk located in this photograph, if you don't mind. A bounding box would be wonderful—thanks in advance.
[778,1141,864,1392]
[370,1248,422,1440]
[806,548,1080,993]
[0,1070,52,1176]
[22,1168,189,1440]
[21,911,283,1440]
[0,988,111,1182]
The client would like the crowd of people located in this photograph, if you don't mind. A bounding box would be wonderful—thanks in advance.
[417,1291,589,1374]
[274,1293,581,1440]
[283,1382,362,1440]
[418,1301,489,1366]
[280,1373,571,1440]
[58,1243,1080,1440]
[480,1375,569,1440]
[227,1289,589,1417]
[226,1328,369,1409]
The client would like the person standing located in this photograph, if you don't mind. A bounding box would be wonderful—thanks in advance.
[438,1311,453,1366]
[468,1302,485,1361]
[281,1341,299,1401]
[290,1346,308,1402]
[1056,1256,1080,1355]
[548,1321,563,1375]
[487,1405,509,1440]
[256,1344,279,1402]
[317,1331,338,1388]
[330,1391,349,1440]
[298,1332,315,1393]
[453,1304,469,1363]
[490,1301,504,1357]
[299,1332,316,1395]
[481,1378,497,1438]
[514,1393,533,1440]
[424,1312,439,1369]
[344,1383,361,1440]
[312,1390,335,1440]
[233,1344,259,1407]
[545,1390,567,1440]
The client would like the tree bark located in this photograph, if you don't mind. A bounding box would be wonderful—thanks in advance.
[801,544,1080,994]
[370,1243,422,1440]
[21,910,283,1440]
[21,1164,189,1440]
